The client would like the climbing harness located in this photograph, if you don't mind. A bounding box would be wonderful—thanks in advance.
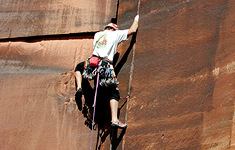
[83,57,99,80]
[83,57,119,87]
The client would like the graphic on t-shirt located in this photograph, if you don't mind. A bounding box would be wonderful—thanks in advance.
[97,34,107,48]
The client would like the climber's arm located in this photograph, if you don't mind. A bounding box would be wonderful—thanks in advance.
[128,15,139,36]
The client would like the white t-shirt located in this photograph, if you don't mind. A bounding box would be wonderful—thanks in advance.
[92,29,129,62]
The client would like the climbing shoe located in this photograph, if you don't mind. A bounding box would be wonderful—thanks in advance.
[75,88,83,110]
[111,121,127,129]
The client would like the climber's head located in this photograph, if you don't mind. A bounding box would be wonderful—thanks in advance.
[104,23,119,31]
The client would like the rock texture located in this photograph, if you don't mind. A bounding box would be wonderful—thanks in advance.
[0,38,94,150]
[0,0,234,150]
[117,0,235,149]
[0,0,117,38]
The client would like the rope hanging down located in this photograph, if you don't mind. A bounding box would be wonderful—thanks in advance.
[122,0,141,149]
[90,62,101,150]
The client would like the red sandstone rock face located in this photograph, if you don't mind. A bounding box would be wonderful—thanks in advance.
[0,0,117,38]
[117,0,235,149]
[0,38,93,70]
[0,0,234,150]
[0,38,94,149]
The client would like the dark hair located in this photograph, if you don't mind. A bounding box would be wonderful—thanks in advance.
[105,26,115,31]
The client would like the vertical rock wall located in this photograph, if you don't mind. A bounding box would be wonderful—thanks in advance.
[0,38,95,150]
[0,1,118,149]
[0,0,234,149]
[117,0,235,149]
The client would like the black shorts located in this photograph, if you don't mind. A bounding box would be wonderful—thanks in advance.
[75,61,85,74]
[74,61,120,101]
[104,86,120,101]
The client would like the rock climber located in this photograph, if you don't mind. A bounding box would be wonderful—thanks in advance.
[74,15,139,129]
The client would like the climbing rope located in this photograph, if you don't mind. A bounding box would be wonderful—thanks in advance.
[122,0,141,149]
[90,62,101,150]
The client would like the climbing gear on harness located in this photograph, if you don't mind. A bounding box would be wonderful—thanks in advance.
[99,60,119,87]
[82,57,99,80]
[82,58,119,87]
[111,120,127,129]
